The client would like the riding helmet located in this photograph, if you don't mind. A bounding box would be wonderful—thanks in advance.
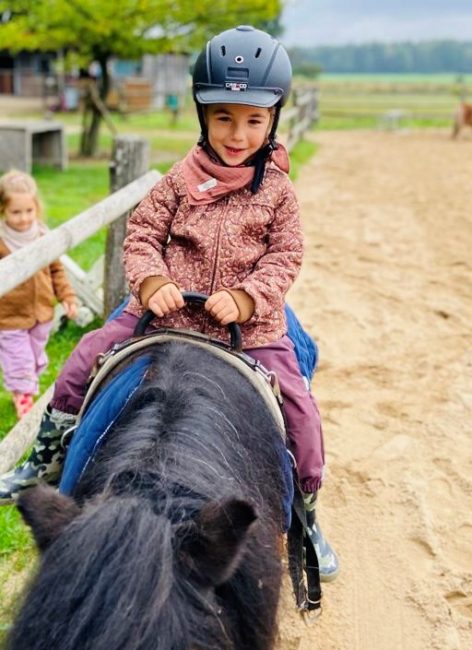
[193,25,291,107]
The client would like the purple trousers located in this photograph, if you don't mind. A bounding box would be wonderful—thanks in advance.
[51,312,325,492]
[0,321,53,394]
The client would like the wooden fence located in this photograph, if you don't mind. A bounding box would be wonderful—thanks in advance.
[0,88,318,472]
[283,87,319,150]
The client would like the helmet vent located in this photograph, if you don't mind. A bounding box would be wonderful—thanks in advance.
[220,45,226,56]
[255,48,262,58]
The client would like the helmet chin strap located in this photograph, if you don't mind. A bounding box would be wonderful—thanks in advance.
[250,106,281,193]
[195,102,282,194]
[196,103,209,147]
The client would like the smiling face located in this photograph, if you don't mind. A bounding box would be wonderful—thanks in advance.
[206,103,273,166]
[3,193,38,232]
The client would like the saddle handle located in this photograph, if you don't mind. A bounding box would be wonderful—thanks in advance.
[133,291,243,352]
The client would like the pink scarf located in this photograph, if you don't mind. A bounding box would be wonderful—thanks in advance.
[0,221,43,251]
[181,144,290,206]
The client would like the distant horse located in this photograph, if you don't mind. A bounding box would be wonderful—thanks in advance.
[8,340,287,650]
[451,101,472,138]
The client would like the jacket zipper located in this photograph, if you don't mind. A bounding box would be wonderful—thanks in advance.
[208,196,229,296]
[203,197,229,334]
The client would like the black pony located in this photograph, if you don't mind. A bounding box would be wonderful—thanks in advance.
[8,341,287,650]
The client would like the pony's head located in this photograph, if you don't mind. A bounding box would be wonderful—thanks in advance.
[12,484,259,650]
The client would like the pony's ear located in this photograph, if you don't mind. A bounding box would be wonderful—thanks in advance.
[17,484,81,552]
[182,498,257,587]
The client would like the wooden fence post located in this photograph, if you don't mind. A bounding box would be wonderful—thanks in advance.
[104,135,150,317]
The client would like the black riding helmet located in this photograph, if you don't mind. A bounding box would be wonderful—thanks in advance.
[192,25,292,192]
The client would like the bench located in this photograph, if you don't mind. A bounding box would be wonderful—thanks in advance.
[0,120,67,172]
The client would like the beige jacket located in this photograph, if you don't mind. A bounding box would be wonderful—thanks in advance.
[0,239,76,330]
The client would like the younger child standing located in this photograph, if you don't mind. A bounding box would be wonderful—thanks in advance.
[0,170,77,418]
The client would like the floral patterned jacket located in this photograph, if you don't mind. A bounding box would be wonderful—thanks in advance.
[123,160,304,348]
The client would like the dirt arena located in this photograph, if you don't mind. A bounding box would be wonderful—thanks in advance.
[1,126,470,648]
[277,129,472,649]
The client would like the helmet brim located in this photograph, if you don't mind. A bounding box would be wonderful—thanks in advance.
[195,87,283,108]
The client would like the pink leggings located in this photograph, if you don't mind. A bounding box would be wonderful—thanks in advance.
[0,321,53,394]
[51,312,325,492]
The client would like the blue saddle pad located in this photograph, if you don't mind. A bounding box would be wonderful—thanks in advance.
[284,304,318,380]
[59,355,150,495]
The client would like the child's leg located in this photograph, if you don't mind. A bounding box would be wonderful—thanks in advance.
[245,335,324,493]
[245,335,339,581]
[0,329,37,395]
[29,320,54,380]
[51,312,140,415]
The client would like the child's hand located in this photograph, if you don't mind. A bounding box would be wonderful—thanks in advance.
[205,291,239,326]
[148,283,185,317]
[62,301,78,320]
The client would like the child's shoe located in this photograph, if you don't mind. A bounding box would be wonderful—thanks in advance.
[12,393,34,419]
[0,407,77,505]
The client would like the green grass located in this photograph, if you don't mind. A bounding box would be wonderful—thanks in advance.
[56,105,199,132]
[34,163,109,269]
[0,547,37,646]
[0,508,33,556]
[289,140,317,181]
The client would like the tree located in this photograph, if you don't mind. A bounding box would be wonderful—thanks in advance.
[0,0,283,156]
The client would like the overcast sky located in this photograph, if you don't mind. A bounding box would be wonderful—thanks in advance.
[280,0,472,46]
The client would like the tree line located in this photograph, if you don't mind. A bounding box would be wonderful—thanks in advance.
[289,41,472,75]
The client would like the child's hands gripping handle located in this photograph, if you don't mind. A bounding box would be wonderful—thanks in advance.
[133,292,243,351]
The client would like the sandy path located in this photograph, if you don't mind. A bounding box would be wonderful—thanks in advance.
[277,129,472,649]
